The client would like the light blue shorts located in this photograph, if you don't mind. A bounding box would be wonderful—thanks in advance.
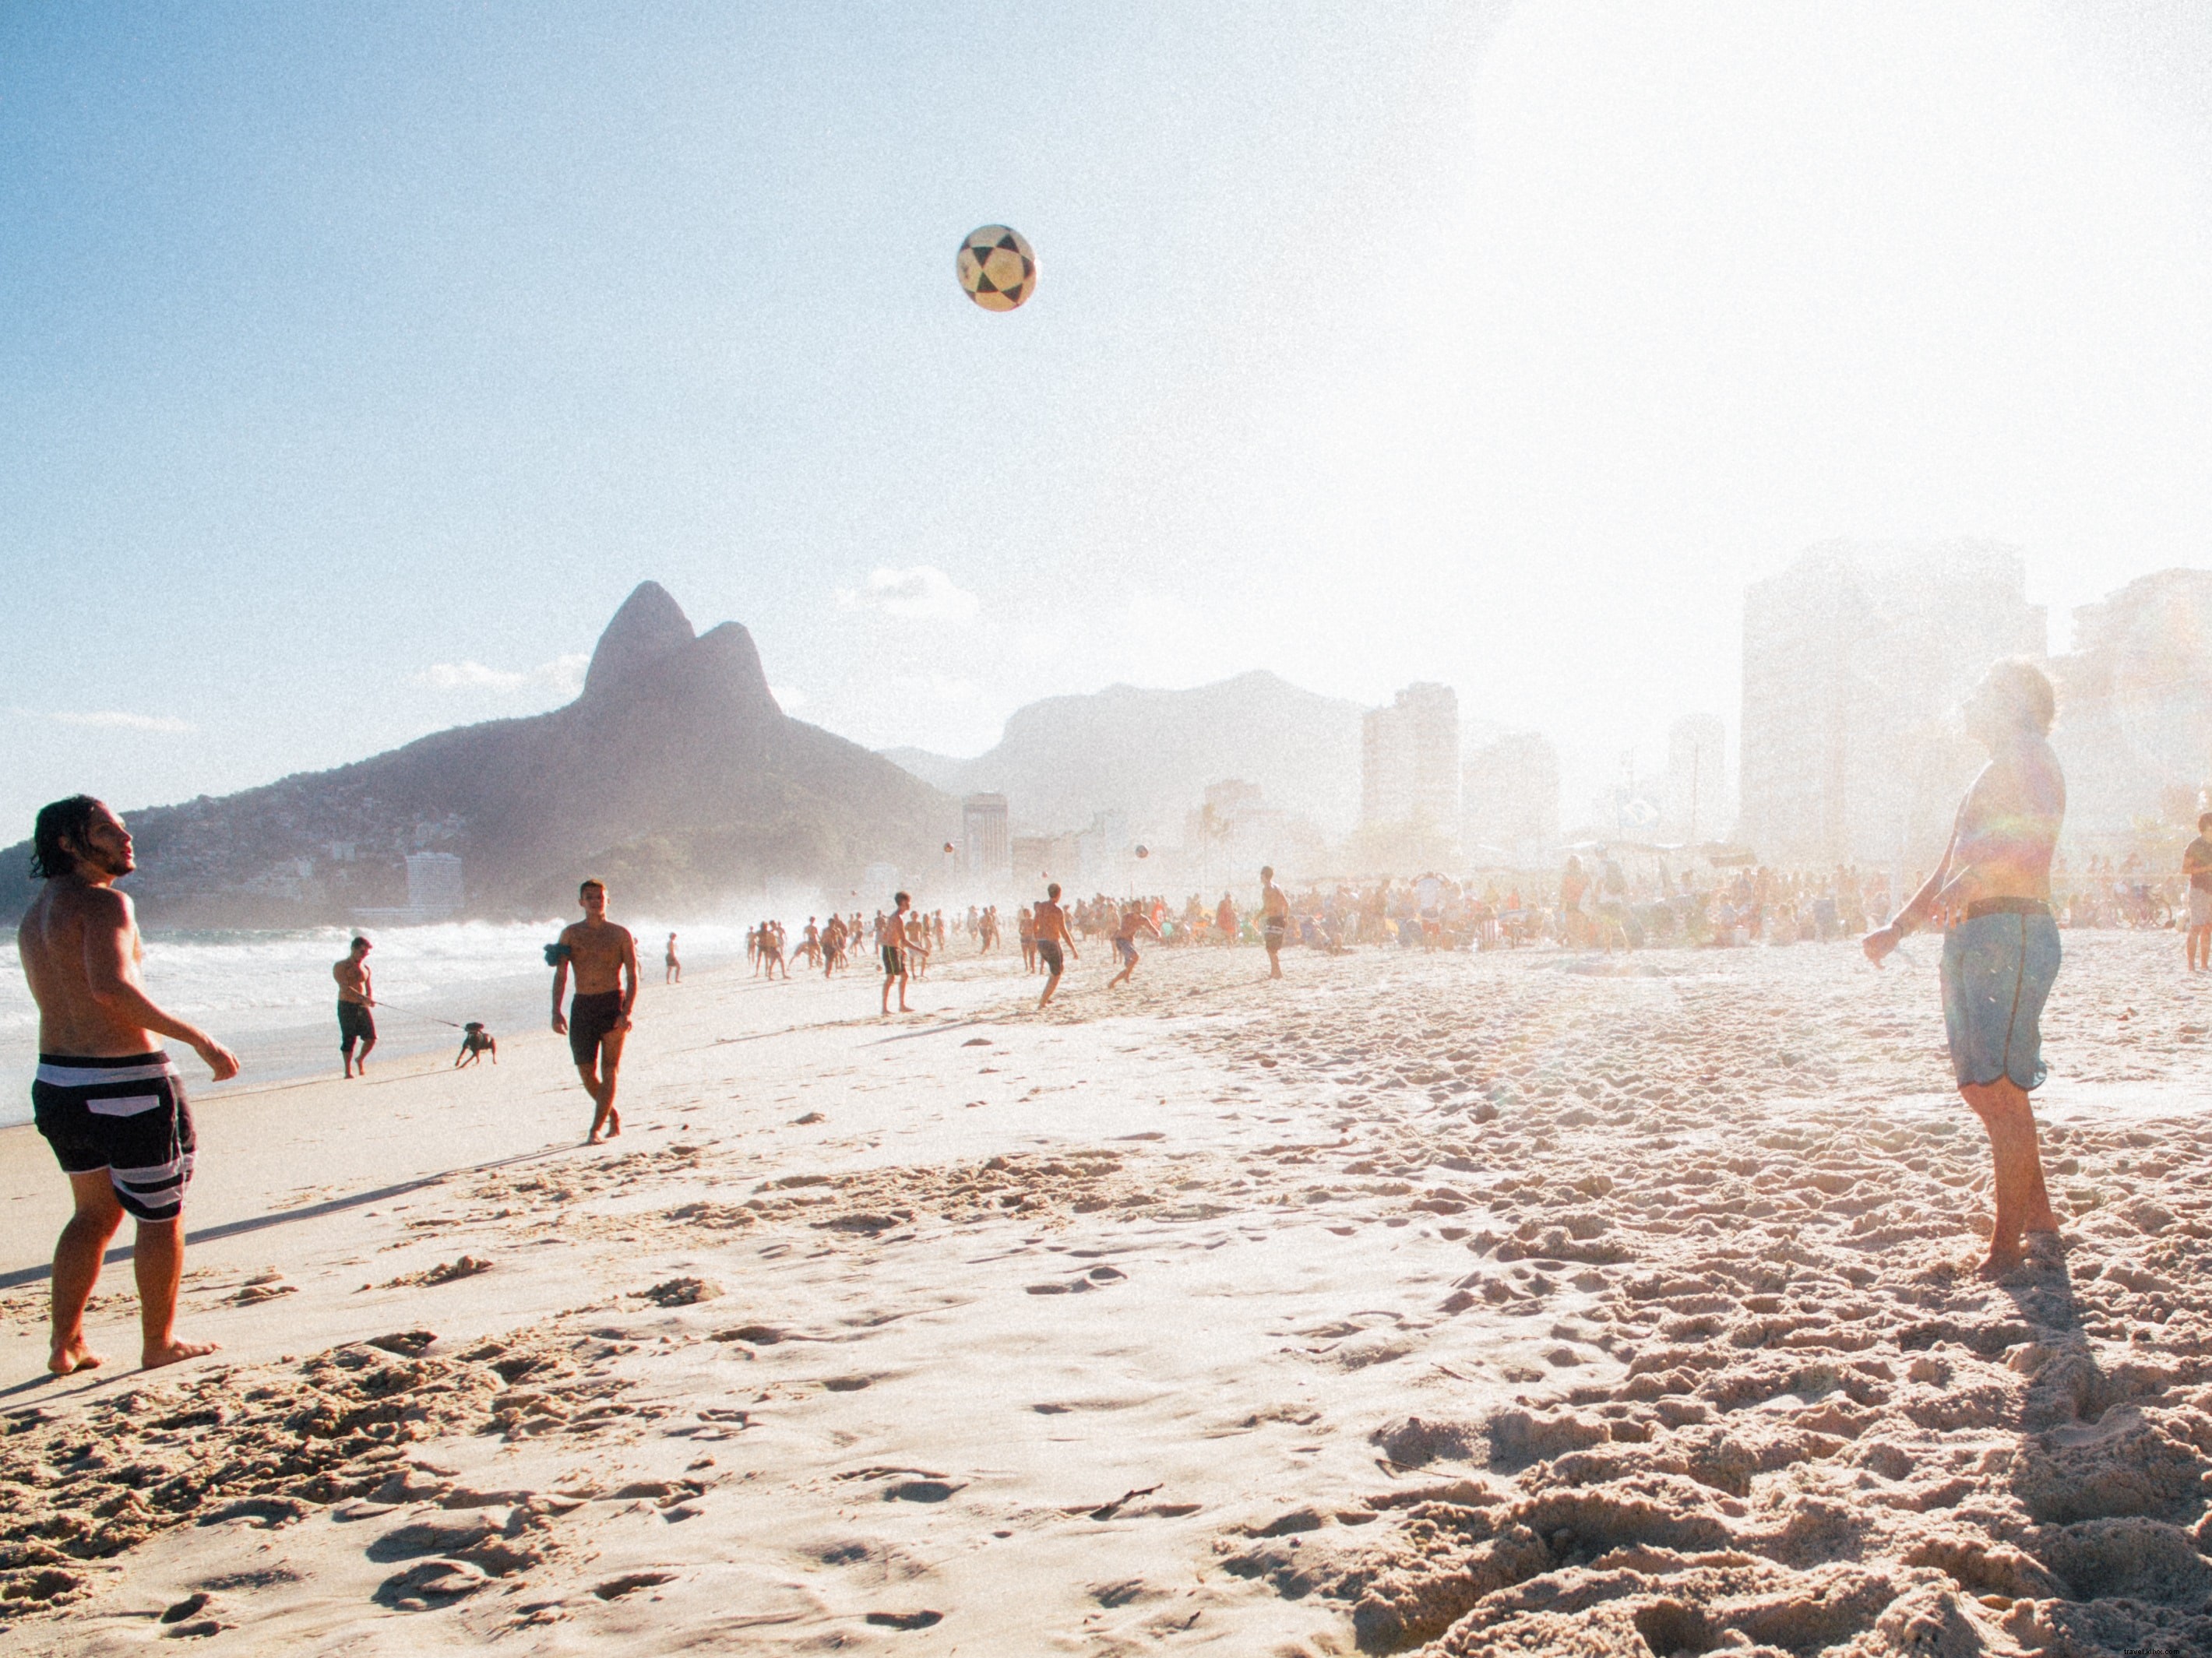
[1940,910,2060,1091]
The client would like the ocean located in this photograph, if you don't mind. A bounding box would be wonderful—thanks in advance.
[0,917,754,1128]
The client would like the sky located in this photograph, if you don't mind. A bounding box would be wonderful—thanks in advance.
[5,0,2212,837]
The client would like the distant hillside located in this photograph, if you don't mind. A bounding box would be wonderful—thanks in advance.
[1,583,956,926]
[885,671,1364,839]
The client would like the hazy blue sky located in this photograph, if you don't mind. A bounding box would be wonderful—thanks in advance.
[5,1,2210,836]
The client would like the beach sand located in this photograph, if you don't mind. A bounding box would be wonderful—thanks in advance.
[3,933,2210,1654]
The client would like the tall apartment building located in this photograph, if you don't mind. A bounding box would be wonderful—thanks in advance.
[2049,569,2212,842]
[1462,732,1560,866]
[1362,683,1460,844]
[1738,541,2046,867]
[961,793,1010,882]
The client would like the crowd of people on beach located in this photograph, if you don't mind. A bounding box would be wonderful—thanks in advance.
[12,656,2210,1389]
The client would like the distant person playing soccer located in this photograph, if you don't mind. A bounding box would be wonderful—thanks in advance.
[1034,882,1079,1009]
[1259,866,1291,979]
[2184,812,2212,972]
[1018,901,1038,973]
[550,878,639,1144]
[333,935,376,1077]
[664,932,681,984]
[881,892,917,1014]
[1864,660,2065,1278]
[17,795,238,1375]
[1107,899,1161,988]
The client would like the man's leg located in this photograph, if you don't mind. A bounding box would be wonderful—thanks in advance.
[1266,942,1282,980]
[51,1170,123,1375]
[356,1028,374,1073]
[895,967,911,1012]
[577,1062,609,1141]
[596,1030,627,1139]
[1960,1079,2059,1272]
[133,1216,217,1369]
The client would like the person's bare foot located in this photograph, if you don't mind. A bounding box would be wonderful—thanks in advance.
[48,1336,104,1375]
[604,1110,621,1138]
[142,1337,219,1371]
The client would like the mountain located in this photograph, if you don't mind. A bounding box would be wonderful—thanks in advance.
[1,583,956,925]
[884,671,1365,840]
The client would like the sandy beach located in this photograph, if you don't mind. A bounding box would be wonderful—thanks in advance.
[4,934,2210,1655]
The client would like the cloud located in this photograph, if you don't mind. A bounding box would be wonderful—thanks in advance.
[889,673,981,703]
[42,709,195,734]
[416,653,589,696]
[837,565,979,622]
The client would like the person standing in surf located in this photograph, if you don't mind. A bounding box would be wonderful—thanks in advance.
[1863,660,2065,1277]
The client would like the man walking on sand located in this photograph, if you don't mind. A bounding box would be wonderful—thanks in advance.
[550,878,639,1144]
[665,932,681,985]
[881,891,917,1015]
[17,796,238,1375]
[1864,660,2066,1278]
[2183,812,2212,973]
[1259,865,1290,980]
[1034,882,1079,1009]
[334,935,375,1077]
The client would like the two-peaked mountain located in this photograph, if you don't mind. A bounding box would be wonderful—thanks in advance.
[0,584,955,925]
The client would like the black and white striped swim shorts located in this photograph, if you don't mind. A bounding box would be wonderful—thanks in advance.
[31,1052,196,1222]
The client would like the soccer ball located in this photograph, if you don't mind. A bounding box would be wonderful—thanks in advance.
[957,225,1036,312]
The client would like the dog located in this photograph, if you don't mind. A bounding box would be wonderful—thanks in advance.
[454,1022,498,1067]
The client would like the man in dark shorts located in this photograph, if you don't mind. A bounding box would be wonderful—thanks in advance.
[1106,899,1161,988]
[1865,660,2065,1277]
[16,796,239,1375]
[550,878,639,1144]
[881,892,915,1015]
[1034,882,1078,1009]
[333,935,375,1076]
[2182,811,2212,972]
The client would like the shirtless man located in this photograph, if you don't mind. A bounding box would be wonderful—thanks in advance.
[1216,892,1236,947]
[1259,865,1291,980]
[1106,899,1162,988]
[549,878,639,1144]
[1017,901,1037,973]
[1034,882,1079,1009]
[665,933,681,985]
[17,796,238,1375]
[333,935,375,1077]
[1865,660,2066,1277]
[881,892,916,1015]
[2182,811,2212,972]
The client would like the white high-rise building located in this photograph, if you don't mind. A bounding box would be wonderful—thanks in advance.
[404,852,463,919]
[1362,683,1460,845]
[1462,732,1560,866]
[961,794,1010,881]
[1738,541,2045,867]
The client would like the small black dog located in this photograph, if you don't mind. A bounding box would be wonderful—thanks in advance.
[454,1022,498,1067]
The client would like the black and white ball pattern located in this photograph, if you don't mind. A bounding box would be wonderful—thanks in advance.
[956,224,1037,312]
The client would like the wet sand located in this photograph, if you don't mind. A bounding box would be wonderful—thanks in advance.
[2,932,2209,1655]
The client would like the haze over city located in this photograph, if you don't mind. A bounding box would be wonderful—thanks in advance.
[8,0,2212,835]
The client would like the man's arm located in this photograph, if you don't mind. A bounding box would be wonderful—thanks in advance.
[551,943,571,1033]
[619,929,639,1019]
[1865,824,1960,966]
[363,966,374,1006]
[81,890,239,1079]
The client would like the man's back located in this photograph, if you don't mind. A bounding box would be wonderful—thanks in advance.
[19,882,148,1058]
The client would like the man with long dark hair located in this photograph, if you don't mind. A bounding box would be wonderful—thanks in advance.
[16,796,239,1374]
